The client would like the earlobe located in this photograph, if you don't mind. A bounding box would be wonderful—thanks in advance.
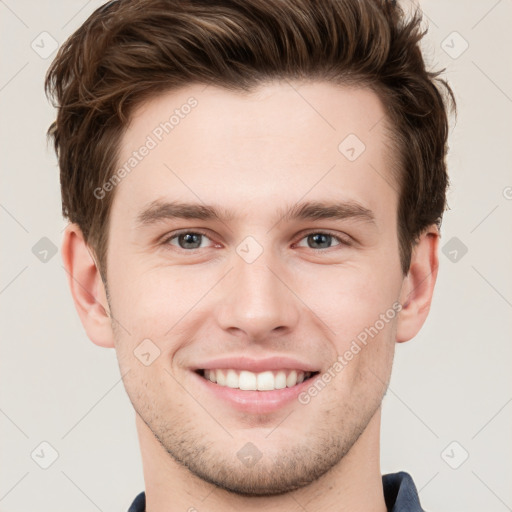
[61,223,115,349]
[396,226,440,344]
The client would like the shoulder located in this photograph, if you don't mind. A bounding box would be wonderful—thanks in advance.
[127,491,145,512]
[382,471,427,512]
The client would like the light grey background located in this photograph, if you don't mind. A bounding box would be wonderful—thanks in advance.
[1,1,511,511]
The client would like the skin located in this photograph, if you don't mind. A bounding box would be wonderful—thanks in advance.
[62,81,439,512]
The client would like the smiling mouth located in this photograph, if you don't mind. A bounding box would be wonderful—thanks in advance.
[195,368,320,391]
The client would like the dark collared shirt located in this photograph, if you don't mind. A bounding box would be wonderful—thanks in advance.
[128,471,426,511]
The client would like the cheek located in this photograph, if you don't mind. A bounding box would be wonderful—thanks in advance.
[304,261,401,341]
[109,264,222,368]
[304,261,400,391]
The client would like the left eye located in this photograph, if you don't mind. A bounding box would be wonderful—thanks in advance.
[295,232,346,250]
[163,231,348,251]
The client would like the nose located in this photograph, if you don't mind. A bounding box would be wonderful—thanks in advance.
[215,250,301,342]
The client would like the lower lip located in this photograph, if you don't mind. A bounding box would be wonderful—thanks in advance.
[191,371,319,414]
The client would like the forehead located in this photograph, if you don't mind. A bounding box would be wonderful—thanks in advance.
[111,81,397,227]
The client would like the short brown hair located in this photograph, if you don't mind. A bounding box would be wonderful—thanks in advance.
[45,0,455,280]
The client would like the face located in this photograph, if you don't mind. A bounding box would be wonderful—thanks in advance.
[105,81,404,495]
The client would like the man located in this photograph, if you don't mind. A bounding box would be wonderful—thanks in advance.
[45,0,455,510]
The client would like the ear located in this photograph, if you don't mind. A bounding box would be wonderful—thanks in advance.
[61,223,115,348]
[396,224,440,343]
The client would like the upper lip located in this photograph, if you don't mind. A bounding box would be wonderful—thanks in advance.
[192,355,320,373]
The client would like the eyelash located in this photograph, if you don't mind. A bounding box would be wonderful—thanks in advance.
[160,229,353,252]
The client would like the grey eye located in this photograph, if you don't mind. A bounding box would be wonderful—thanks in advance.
[296,233,342,250]
[169,232,210,250]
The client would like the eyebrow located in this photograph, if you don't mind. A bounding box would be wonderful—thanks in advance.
[135,199,376,228]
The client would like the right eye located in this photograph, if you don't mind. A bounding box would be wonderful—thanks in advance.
[161,230,216,251]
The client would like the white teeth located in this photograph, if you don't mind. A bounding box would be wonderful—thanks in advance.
[239,370,257,390]
[256,371,274,391]
[286,370,297,387]
[274,371,287,389]
[201,368,312,390]
[216,369,227,386]
[226,369,238,388]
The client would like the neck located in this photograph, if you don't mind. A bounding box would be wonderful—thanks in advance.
[136,408,387,512]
